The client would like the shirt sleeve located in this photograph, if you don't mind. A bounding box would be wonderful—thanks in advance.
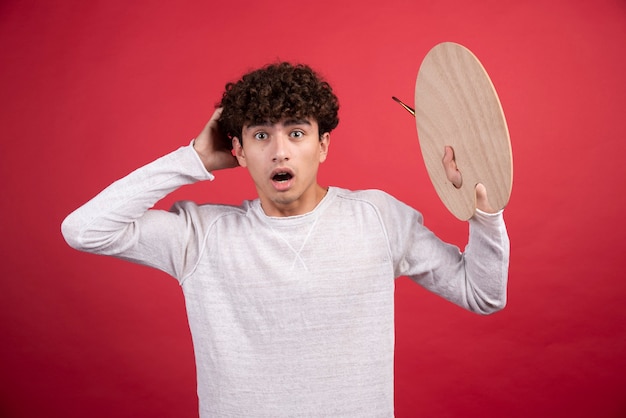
[61,142,215,280]
[379,192,509,315]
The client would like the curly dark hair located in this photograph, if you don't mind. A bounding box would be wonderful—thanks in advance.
[217,62,339,148]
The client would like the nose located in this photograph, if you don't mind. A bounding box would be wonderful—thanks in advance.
[272,133,290,162]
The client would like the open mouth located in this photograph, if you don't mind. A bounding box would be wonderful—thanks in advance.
[272,172,293,182]
[270,169,295,191]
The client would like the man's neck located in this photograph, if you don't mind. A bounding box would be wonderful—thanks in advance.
[260,185,328,217]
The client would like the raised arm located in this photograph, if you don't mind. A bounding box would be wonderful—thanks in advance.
[61,108,238,279]
[384,146,509,315]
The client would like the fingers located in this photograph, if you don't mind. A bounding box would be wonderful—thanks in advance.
[442,146,463,189]
[200,107,223,137]
[441,146,497,215]
[209,107,223,124]
[475,183,496,213]
[197,108,226,145]
[197,107,224,138]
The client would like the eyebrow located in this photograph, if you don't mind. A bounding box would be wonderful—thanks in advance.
[245,118,312,130]
[283,118,312,127]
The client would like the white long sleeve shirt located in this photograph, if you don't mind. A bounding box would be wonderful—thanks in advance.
[62,143,509,417]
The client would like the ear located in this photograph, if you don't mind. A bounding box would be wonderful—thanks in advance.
[319,132,330,163]
[232,137,247,167]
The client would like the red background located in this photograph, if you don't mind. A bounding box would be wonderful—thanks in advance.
[1,0,625,417]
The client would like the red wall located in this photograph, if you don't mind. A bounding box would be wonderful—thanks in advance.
[1,1,625,417]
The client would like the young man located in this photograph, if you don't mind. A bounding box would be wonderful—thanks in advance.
[62,62,509,417]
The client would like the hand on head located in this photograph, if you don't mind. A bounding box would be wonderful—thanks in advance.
[193,108,239,172]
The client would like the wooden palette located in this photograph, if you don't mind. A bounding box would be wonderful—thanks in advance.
[414,42,513,220]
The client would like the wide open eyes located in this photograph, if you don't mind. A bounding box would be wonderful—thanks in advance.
[253,131,269,141]
[253,129,306,141]
[290,130,305,139]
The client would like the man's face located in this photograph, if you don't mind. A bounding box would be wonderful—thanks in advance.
[233,118,330,217]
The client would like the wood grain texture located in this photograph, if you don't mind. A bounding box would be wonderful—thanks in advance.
[414,42,513,220]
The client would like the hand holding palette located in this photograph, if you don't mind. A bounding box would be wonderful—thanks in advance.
[395,42,513,220]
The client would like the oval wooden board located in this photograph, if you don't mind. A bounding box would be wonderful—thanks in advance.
[414,42,513,220]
